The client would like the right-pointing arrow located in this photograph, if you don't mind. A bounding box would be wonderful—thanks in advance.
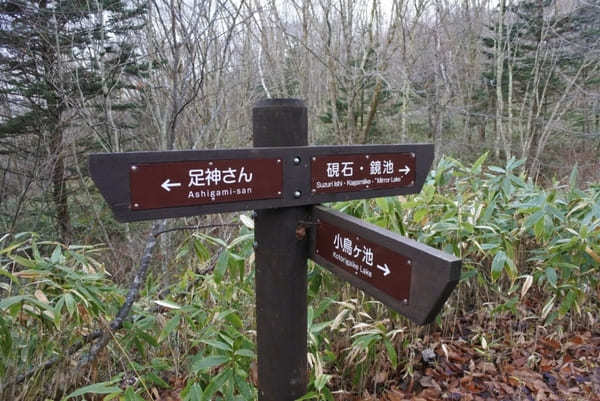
[398,165,411,175]
[377,263,391,277]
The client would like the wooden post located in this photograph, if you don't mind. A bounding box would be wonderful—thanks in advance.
[252,99,309,400]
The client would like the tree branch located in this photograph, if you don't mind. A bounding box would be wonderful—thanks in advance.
[153,223,240,238]
[77,220,165,369]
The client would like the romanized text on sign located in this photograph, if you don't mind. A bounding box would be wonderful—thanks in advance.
[311,153,416,194]
[129,158,283,210]
[314,219,412,302]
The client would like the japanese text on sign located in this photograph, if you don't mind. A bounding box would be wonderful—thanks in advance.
[129,158,282,211]
[311,153,416,194]
[314,219,412,302]
[188,166,253,187]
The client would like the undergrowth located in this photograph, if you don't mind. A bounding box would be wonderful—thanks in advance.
[0,154,598,400]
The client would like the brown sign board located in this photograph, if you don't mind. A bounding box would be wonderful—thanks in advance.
[130,158,283,210]
[89,144,433,222]
[309,206,461,325]
[311,153,416,194]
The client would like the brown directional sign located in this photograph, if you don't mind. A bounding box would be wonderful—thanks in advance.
[314,218,412,302]
[129,158,283,210]
[309,206,461,325]
[311,153,416,194]
[89,144,433,222]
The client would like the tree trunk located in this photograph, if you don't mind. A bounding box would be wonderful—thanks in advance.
[50,127,71,243]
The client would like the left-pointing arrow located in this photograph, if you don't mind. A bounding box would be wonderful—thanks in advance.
[376,263,391,277]
[161,179,182,192]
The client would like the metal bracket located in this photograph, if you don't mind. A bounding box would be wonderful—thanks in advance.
[296,219,320,240]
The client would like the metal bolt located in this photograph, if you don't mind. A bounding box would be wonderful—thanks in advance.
[293,156,301,165]
[294,190,302,199]
[277,159,282,164]
[312,157,316,161]
[410,152,415,158]
[408,260,412,265]
[311,188,316,193]
[133,203,140,208]
[208,161,214,166]
[131,165,137,171]
[365,155,370,159]
[403,299,408,305]
[277,191,282,195]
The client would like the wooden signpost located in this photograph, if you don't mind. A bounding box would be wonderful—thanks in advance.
[89,98,461,401]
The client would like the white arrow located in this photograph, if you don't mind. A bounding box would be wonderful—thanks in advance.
[376,263,391,277]
[398,165,411,175]
[161,179,182,192]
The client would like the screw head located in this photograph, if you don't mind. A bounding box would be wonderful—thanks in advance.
[277,159,282,163]
[131,165,138,171]
[312,157,316,161]
[403,299,408,305]
[133,203,140,208]
[293,156,301,165]
[294,190,302,198]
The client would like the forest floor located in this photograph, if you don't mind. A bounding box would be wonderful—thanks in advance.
[375,317,600,401]
[154,307,599,401]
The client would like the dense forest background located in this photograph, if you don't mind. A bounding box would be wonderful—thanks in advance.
[0,0,599,400]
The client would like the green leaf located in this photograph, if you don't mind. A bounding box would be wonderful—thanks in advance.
[9,255,37,268]
[123,388,145,401]
[488,166,505,174]
[194,233,228,248]
[558,289,577,317]
[491,251,506,282]
[192,355,229,373]
[64,293,75,316]
[61,382,122,401]
[569,164,578,190]
[383,337,398,369]
[202,368,233,401]
[545,267,558,287]
[201,339,233,352]
[50,246,64,264]
[227,233,254,249]
[214,250,229,282]
[193,239,210,262]
[471,152,488,174]
[375,197,390,214]
[0,295,29,310]
[183,383,204,401]
[314,373,331,391]
[234,348,255,358]
[523,209,545,231]
[159,314,181,343]
[0,239,28,256]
